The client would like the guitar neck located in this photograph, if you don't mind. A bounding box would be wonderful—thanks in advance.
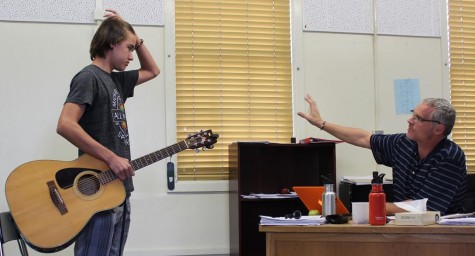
[131,140,188,171]
[99,140,188,185]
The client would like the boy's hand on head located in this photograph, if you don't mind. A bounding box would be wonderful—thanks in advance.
[104,9,121,19]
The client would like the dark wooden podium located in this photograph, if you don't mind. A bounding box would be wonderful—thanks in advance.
[228,142,336,256]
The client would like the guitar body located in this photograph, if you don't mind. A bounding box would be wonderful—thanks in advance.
[4,129,218,253]
[5,154,126,252]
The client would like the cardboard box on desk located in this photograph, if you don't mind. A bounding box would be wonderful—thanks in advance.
[395,211,441,226]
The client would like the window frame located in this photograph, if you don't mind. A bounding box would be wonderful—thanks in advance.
[164,0,305,191]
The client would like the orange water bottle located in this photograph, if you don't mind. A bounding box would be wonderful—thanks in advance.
[369,171,386,225]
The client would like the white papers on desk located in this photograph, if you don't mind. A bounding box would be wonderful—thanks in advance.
[438,212,475,225]
[241,192,299,199]
[260,215,326,226]
[441,212,475,219]
[438,217,475,226]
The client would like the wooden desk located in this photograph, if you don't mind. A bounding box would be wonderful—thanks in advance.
[259,223,475,256]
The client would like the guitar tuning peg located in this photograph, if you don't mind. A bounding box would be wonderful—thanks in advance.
[194,148,200,153]
[207,144,214,149]
[202,147,207,151]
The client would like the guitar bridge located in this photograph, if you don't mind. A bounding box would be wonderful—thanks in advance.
[47,180,68,215]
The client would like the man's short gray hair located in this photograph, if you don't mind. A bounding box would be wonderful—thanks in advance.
[423,98,456,136]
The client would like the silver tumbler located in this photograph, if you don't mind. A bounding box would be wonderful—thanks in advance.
[322,183,336,216]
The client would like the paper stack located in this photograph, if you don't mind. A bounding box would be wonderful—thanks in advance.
[260,215,326,226]
[438,218,475,226]
[241,192,299,199]
[438,213,475,226]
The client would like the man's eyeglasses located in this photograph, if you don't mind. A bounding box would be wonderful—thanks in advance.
[410,110,441,124]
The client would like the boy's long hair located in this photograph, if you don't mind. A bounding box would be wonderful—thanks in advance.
[89,16,136,61]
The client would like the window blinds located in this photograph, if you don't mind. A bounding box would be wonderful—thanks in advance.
[175,0,293,180]
[448,0,475,172]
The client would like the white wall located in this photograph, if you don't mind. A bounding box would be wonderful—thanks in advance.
[0,1,449,255]
[293,0,449,182]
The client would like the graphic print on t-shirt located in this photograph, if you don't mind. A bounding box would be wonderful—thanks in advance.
[111,88,129,146]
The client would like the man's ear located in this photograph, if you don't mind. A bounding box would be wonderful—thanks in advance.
[434,123,446,136]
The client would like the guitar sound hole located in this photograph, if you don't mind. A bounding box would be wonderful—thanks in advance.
[77,174,100,196]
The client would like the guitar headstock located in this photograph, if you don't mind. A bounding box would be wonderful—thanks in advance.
[185,129,219,151]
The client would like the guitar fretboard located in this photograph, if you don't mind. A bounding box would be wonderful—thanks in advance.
[131,141,188,170]
[99,140,188,184]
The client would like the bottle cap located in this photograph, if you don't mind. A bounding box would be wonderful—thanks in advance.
[321,174,333,184]
[371,171,385,184]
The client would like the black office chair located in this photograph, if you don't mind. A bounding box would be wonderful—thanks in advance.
[464,174,475,213]
[0,212,29,256]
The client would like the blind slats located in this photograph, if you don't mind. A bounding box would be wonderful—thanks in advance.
[175,0,292,181]
[449,0,475,172]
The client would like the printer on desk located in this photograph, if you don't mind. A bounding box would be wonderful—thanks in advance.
[339,177,394,213]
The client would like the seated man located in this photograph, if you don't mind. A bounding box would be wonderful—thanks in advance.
[298,95,467,215]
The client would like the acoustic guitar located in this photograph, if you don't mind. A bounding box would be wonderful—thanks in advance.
[5,129,218,252]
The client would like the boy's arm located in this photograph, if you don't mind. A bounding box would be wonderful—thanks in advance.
[56,102,135,180]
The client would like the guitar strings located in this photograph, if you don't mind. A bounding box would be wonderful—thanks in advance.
[76,175,101,195]
[54,136,214,207]
[72,169,118,195]
[66,140,194,195]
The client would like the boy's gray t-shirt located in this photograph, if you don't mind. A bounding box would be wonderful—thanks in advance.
[65,64,139,194]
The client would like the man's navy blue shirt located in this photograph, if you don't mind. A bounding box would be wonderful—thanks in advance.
[370,133,467,215]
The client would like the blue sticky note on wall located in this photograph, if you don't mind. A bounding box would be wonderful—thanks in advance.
[394,79,421,115]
